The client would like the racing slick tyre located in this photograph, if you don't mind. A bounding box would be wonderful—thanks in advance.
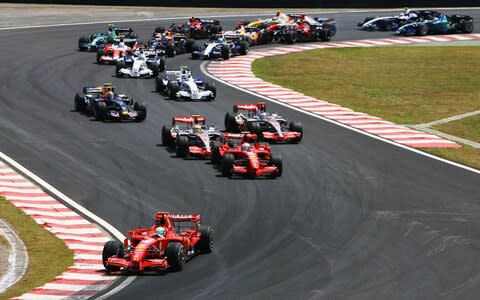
[270,154,283,177]
[116,60,126,78]
[96,49,104,64]
[319,28,330,42]
[248,121,262,138]
[78,36,89,51]
[155,76,166,93]
[224,113,238,132]
[289,121,303,143]
[239,41,249,55]
[94,102,106,122]
[463,21,474,33]
[165,44,176,57]
[102,240,124,272]
[150,62,160,78]
[133,102,147,122]
[175,135,189,158]
[198,226,214,253]
[211,142,221,165]
[185,39,196,53]
[158,56,166,72]
[205,81,216,101]
[221,45,230,60]
[416,24,428,36]
[165,242,185,271]
[380,20,393,31]
[161,125,173,147]
[285,30,297,44]
[74,93,85,112]
[154,26,165,34]
[221,154,235,177]
[168,82,179,100]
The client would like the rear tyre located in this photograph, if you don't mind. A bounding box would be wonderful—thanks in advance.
[166,44,176,57]
[94,102,106,121]
[116,60,125,77]
[168,82,179,100]
[463,21,474,33]
[155,77,165,93]
[221,45,230,60]
[162,125,173,146]
[416,24,428,36]
[176,135,189,158]
[239,41,249,55]
[96,49,104,64]
[74,93,85,112]
[270,153,283,177]
[154,26,165,34]
[102,240,124,272]
[211,142,221,165]
[205,81,216,100]
[198,226,214,253]
[319,28,330,41]
[150,62,160,77]
[224,112,238,132]
[133,102,147,122]
[165,242,185,271]
[221,153,235,177]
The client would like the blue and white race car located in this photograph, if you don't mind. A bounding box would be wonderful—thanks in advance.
[155,66,216,101]
[191,33,249,60]
[396,13,474,36]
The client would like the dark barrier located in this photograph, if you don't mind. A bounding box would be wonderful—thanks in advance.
[3,0,479,7]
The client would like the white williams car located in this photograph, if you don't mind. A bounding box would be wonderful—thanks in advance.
[116,53,160,78]
[155,66,216,101]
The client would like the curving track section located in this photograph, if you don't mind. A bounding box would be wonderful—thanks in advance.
[1,9,480,299]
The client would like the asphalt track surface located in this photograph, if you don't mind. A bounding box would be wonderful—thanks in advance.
[1,8,480,300]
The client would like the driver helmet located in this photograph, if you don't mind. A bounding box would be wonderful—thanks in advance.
[154,226,166,238]
[106,91,115,101]
[404,7,410,14]
[193,124,202,133]
[242,142,251,152]
[138,50,146,60]
[118,38,126,48]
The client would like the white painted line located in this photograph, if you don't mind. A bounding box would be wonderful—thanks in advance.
[0,220,28,294]
[42,282,111,291]
[22,210,78,217]
[66,244,104,251]
[57,272,110,281]
[56,235,111,243]
[67,264,104,270]
[47,228,104,234]
[14,294,67,300]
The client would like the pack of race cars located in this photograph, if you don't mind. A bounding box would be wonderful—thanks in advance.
[76,10,474,275]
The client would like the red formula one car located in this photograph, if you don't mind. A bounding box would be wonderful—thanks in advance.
[102,211,214,273]
[224,102,303,143]
[96,40,143,64]
[183,17,223,39]
[212,132,282,178]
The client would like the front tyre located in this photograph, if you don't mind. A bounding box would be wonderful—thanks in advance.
[102,240,124,272]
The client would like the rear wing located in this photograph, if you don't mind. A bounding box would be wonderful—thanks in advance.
[83,86,103,94]
[172,115,206,125]
[169,214,201,222]
[223,132,257,141]
[233,102,266,113]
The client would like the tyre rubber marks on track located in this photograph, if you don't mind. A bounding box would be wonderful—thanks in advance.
[0,162,116,299]
[208,34,480,148]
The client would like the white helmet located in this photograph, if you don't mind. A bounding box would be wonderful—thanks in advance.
[154,226,166,238]
[242,143,251,152]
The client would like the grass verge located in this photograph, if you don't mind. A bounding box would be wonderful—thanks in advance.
[0,197,73,299]
[252,46,480,169]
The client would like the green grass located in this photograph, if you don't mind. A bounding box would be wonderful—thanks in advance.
[253,47,480,125]
[0,197,73,299]
[433,115,480,143]
[0,234,8,247]
[253,46,480,170]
